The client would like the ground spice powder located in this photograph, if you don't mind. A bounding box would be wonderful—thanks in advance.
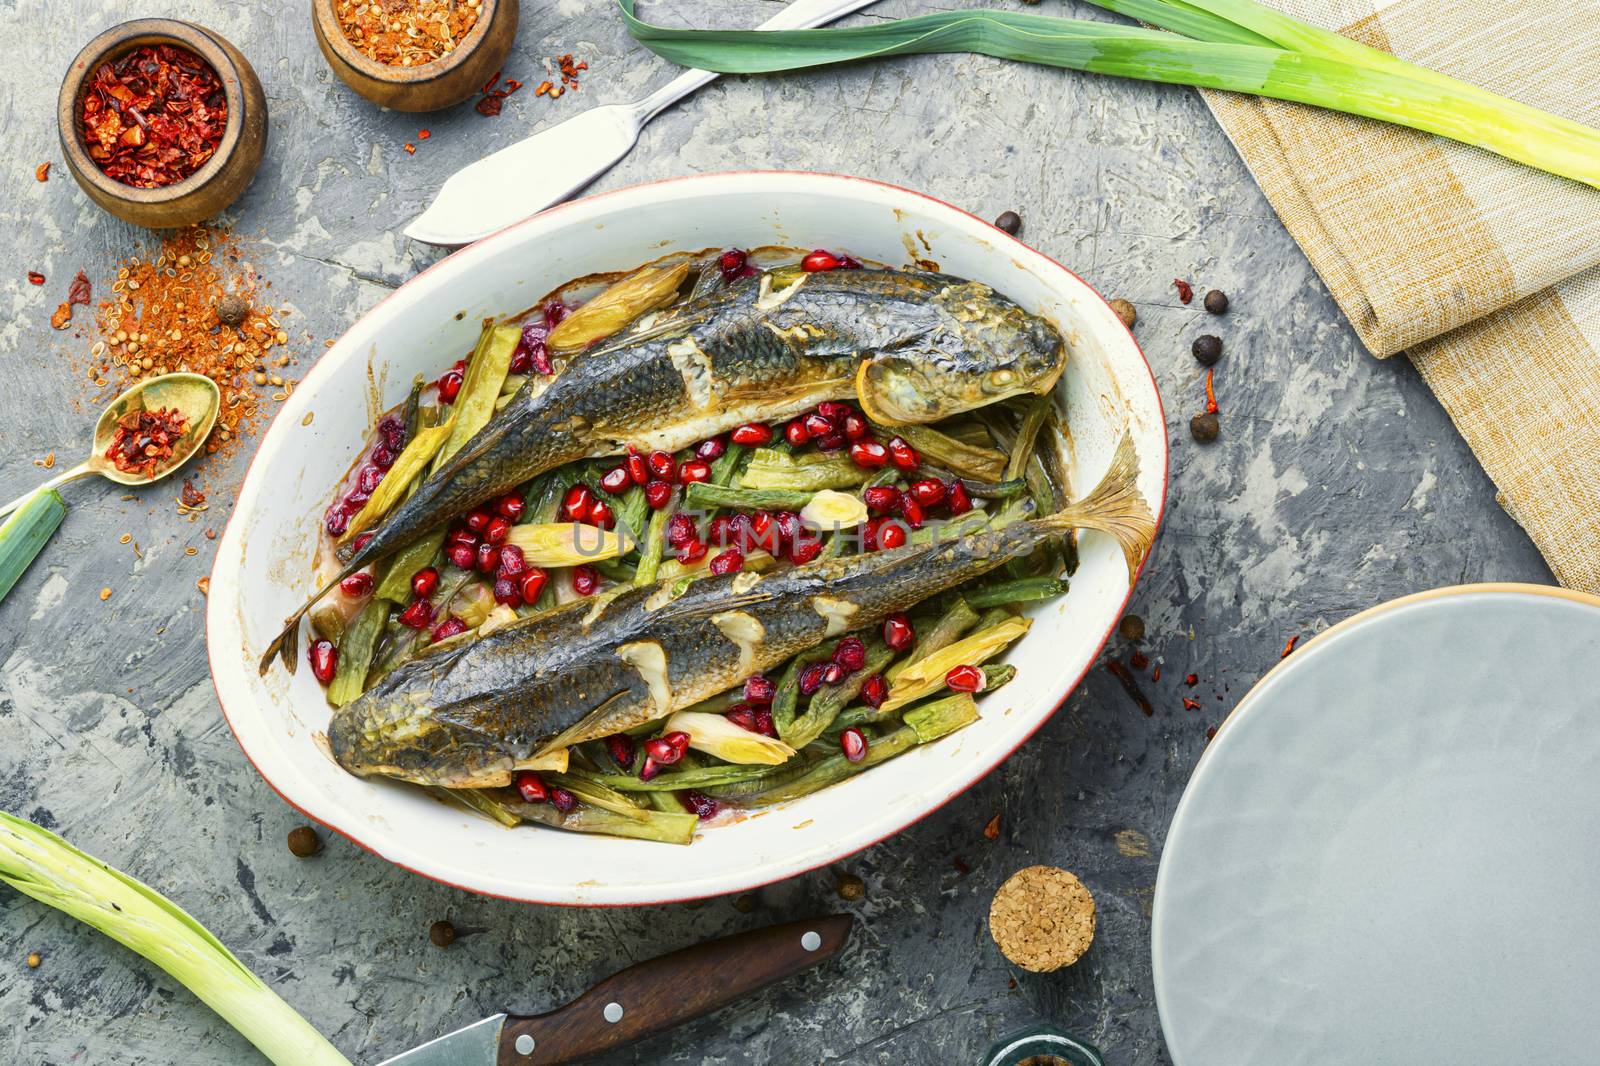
[335,0,482,66]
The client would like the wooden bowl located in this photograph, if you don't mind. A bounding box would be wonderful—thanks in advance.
[312,0,517,113]
[57,19,267,229]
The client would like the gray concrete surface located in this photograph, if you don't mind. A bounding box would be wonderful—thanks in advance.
[0,0,1554,1063]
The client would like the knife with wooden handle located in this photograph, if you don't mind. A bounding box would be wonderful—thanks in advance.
[378,914,853,1065]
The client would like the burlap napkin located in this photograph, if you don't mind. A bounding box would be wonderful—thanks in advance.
[1199,0,1600,592]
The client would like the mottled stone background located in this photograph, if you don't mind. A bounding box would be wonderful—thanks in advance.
[0,0,1552,1063]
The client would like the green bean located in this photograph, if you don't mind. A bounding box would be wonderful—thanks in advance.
[741,449,867,491]
[738,726,920,806]
[710,442,749,486]
[961,576,1068,610]
[878,422,1007,481]
[510,797,697,844]
[594,558,638,584]
[1006,394,1052,483]
[700,760,815,800]
[773,642,839,742]
[979,663,1017,692]
[400,375,426,438]
[374,535,443,602]
[432,787,521,828]
[327,597,389,706]
[569,764,785,792]
[544,773,651,817]
[633,491,676,585]
[369,568,473,680]
[684,483,816,512]
[529,475,566,524]
[785,640,895,748]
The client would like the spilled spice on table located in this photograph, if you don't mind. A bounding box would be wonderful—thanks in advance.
[1280,634,1299,657]
[27,271,45,285]
[35,162,50,182]
[534,53,587,98]
[180,478,207,509]
[1182,697,1201,711]
[335,0,482,66]
[1174,278,1194,304]
[1105,659,1153,716]
[476,70,523,115]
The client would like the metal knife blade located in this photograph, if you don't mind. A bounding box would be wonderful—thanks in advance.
[403,0,882,246]
[376,1012,505,1066]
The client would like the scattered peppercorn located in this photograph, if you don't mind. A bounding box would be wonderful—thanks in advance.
[733,894,756,913]
[1192,335,1223,365]
[1118,614,1145,641]
[286,825,320,857]
[429,920,456,948]
[215,293,250,327]
[835,872,866,901]
[1108,298,1137,329]
[1203,289,1229,315]
[994,210,1022,236]
[26,952,41,969]
[1190,412,1220,443]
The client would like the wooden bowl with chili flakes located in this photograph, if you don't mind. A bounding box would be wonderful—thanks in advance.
[57,19,267,229]
[313,0,518,113]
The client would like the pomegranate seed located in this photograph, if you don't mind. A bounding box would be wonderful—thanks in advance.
[707,513,741,548]
[645,733,688,765]
[599,465,631,494]
[947,480,974,514]
[647,450,677,481]
[840,727,868,763]
[346,489,371,510]
[430,617,467,642]
[849,439,889,468]
[324,505,349,537]
[833,637,867,672]
[680,791,719,820]
[485,516,511,544]
[399,599,434,629]
[788,538,824,565]
[589,500,615,530]
[883,613,915,652]
[465,509,491,533]
[784,419,810,447]
[378,416,407,451]
[814,432,845,452]
[447,526,478,547]
[605,734,636,770]
[718,248,749,279]
[666,513,696,548]
[644,480,673,509]
[371,445,396,470]
[909,479,946,506]
[696,436,727,461]
[562,484,594,522]
[822,662,845,685]
[411,567,440,598]
[747,510,778,553]
[708,548,744,575]
[340,572,373,598]
[551,790,576,818]
[544,301,570,328]
[498,544,526,576]
[775,510,802,545]
[638,755,662,782]
[625,446,650,485]
[902,500,925,529]
[496,494,525,520]
[745,675,776,703]
[887,437,919,471]
[725,705,759,732]
[446,543,476,570]
[842,413,869,440]
[437,369,464,403]
[799,663,828,696]
[572,565,599,596]
[308,640,338,684]
[515,771,548,803]
[493,576,521,606]
[945,664,985,693]
[677,539,708,564]
[817,401,852,423]
[357,464,383,494]
[518,568,548,603]
[509,345,533,375]
[475,542,501,573]
[861,673,888,708]
[678,459,712,484]
[730,423,773,446]
[838,254,863,269]
[802,250,842,272]
[863,486,901,513]
[878,523,907,550]
[803,412,834,439]
[753,706,776,736]
[353,532,374,553]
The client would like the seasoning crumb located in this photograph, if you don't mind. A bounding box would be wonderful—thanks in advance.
[40,453,56,469]
[99,587,113,601]
[1203,289,1229,315]
[983,813,1001,841]
[1117,614,1145,641]
[180,479,206,509]
[197,576,210,596]
[953,855,971,875]
[26,952,41,969]
[835,872,866,901]
[185,546,198,556]
[1130,649,1149,670]
[35,162,50,182]
[989,866,1095,972]
[428,920,456,948]
[51,302,72,330]
[28,271,46,285]
[1174,278,1194,304]
[1108,298,1136,329]
[1105,659,1153,716]
[204,528,217,540]
[1184,673,1198,686]
[302,411,315,426]
[1007,977,1017,990]
[403,143,417,155]
[119,533,132,544]
[1189,411,1220,443]
[418,129,431,139]
[993,210,1022,236]
[287,825,320,857]
[1281,634,1299,658]
[1182,697,1202,710]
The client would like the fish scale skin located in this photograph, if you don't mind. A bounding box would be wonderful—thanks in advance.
[330,515,1066,787]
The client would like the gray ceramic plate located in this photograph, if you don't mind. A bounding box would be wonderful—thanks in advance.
[1153,584,1600,1065]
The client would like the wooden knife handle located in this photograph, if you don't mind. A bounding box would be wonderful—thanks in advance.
[496,914,853,1065]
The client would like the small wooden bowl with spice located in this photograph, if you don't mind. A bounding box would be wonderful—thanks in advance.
[57,19,267,229]
[313,0,518,112]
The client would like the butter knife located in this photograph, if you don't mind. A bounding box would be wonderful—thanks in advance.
[403,0,882,246]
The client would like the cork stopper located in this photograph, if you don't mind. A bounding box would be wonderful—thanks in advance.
[988,865,1096,972]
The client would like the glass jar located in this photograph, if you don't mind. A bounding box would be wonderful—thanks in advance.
[982,1023,1105,1066]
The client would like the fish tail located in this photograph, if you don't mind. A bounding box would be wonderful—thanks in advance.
[1038,432,1154,584]
[257,563,358,675]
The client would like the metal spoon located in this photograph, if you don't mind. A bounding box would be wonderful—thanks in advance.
[0,372,221,519]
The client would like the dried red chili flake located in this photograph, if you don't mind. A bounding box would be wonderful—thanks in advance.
[79,44,228,189]
[67,271,91,307]
[105,405,188,477]
[983,813,1001,841]
[418,129,431,139]
[1152,665,1162,682]
[180,478,206,508]
[1106,659,1153,717]
[1205,725,1218,742]
[475,71,523,116]
[1130,649,1150,670]
[27,271,45,285]
[1184,673,1198,686]
[50,303,71,330]
[1182,697,1202,711]
[1204,367,1218,414]
[403,143,416,155]
[1174,278,1194,304]
[35,162,50,182]
[1280,634,1299,658]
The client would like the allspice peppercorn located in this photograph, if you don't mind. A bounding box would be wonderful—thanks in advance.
[989,866,1096,972]
[286,825,320,858]
[1192,335,1223,365]
[1203,289,1229,315]
[1190,412,1220,443]
[1118,614,1145,641]
[1108,298,1137,329]
[215,293,250,327]
[835,872,866,901]
[994,210,1023,236]
[429,920,456,948]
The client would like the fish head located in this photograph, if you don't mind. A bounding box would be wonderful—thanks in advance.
[854,281,1066,424]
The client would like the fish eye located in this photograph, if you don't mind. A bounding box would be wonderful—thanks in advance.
[988,369,1015,388]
